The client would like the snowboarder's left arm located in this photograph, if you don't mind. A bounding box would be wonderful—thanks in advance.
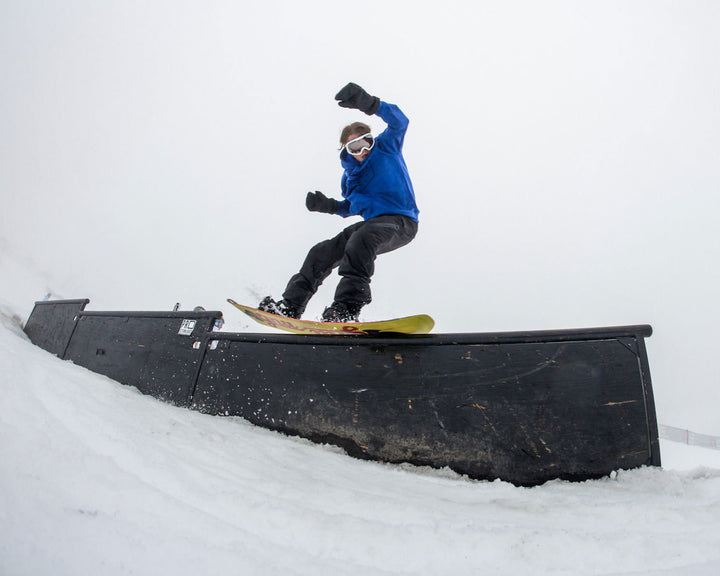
[335,82,380,115]
[373,101,408,154]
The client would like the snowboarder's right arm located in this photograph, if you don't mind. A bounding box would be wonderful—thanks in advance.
[334,172,357,218]
[334,199,353,217]
[306,191,353,218]
[306,191,338,214]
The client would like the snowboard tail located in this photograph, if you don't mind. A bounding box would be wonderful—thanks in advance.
[227,299,434,336]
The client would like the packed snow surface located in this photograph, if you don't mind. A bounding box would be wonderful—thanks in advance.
[2,3,720,570]
[1,303,720,575]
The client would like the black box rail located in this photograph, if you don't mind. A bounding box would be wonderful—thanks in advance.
[24,299,659,486]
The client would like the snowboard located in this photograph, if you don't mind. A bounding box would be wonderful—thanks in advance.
[227,299,434,336]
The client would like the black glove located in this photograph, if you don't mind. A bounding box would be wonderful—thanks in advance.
[335,82,380,116]
[306,191,338,214]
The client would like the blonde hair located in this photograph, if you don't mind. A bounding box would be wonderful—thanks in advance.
[340,122,372,145]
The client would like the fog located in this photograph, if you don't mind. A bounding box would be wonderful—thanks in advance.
[2,0,719,432]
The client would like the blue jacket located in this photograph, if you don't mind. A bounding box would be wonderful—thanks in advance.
[335,101,419,223]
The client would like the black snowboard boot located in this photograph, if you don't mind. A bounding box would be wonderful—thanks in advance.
[258,296,301,319]
[321,301,362,323]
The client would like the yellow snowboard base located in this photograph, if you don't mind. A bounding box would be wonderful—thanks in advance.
[228,299,434,336]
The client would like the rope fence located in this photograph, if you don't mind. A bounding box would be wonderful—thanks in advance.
[659,424,720,450]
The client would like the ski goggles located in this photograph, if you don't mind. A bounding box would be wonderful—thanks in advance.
[344,133,375,155]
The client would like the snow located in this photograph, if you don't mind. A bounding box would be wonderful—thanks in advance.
[2,255,720,575]
[2,1,720,573]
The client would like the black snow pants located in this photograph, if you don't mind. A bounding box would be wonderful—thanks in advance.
[282,214,418,314]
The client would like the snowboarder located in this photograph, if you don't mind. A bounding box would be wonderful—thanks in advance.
[259,82,419,322]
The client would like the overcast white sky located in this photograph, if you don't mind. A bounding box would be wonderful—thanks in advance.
[2,0,719,432]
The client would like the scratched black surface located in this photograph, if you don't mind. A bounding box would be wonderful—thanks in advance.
[193,335,656,485]
[24,300,657,486]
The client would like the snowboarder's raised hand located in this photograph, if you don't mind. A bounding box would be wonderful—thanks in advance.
[335,82,380,116]
[306,191,338,214]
